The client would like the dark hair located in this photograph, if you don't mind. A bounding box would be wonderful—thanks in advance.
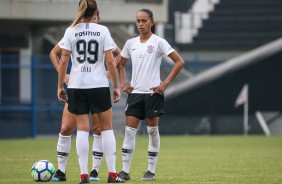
[138,9,156,34]
[79,0,97,17]
[71,0,97,27]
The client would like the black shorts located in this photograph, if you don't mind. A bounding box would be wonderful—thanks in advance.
[125,93,164,120]
[67,88,112,115]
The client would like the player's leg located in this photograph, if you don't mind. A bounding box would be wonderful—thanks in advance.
[140,117,160,181]
[88,88,124,183]
[97,109,124,183]
[141,94,163,181]
[52,103,76,182]
[90,114,102,181]
[75,114,90,184]
[67,88,91,184]
[118,116,139,181]
[119,94,144,181]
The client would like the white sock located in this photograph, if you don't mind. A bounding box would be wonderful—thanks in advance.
[92,134,103,172]
[57,134,71,174]
[147,126,160,174]
[76,130,89,174]
[122,126,137,173]
[101,130,116,173]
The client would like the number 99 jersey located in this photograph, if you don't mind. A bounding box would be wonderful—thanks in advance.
[60,23,116,89]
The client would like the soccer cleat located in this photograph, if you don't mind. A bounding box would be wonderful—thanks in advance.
[140,170,155,181]
[89,169,100,181]
[51,169,66,182]
[108,172,125,183]
[79,174,90,184]
[118,171,130,181]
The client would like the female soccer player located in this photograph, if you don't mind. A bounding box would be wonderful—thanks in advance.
[57,0,124,183]
[50,8,121,182]
[118,9,184,181]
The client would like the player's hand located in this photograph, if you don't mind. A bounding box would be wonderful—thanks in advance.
[122,85,133,94]
[57,88,68,102]
[64,74,70,85]
[150,82,168,95]
[113,88,121,103]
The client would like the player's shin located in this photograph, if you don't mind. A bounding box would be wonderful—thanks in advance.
[57,133,71,173]
[122,126,137,173]
[147,126,160,173]
[101,130,117,173]
[92,134,103,172]
[76,130,89,174]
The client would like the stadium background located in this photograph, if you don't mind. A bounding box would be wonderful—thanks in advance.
[0,0,281,138]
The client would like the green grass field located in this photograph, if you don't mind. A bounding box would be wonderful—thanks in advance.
[0,135,282,184]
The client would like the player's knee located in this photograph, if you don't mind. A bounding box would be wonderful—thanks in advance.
[92,127,101,135]
[125,126,137,138]
[147,126,159,136]
[60,126,73,136]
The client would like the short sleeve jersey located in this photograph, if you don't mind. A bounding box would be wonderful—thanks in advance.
[60,23,115,89]
[58,38,64,48]
[121,34,174,93]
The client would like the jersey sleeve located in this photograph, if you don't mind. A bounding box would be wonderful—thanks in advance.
[60,27,72,51]
[57,38,63,49]
[103,27,116,51]
[111,38,117,51]
[111,44,117,52]
[121,40,131,59]
[160,38,175,56]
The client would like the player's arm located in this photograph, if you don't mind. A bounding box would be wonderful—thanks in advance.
[105,49,120,103]
[152,51,184,94]
[49,44,62,72]
[118,56,127,89]
[50,44,70,85]
[106,46,121,79]
[118,56,133,94]
[165,51,185,85]
[57,49,70,102]
[112,46,121,68]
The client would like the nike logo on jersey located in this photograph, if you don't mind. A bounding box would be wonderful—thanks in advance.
[154,110,158,113]
[132,48,137,51]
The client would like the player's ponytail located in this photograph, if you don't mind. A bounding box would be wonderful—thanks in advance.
[71,0,97,27]
[151,24,156,34]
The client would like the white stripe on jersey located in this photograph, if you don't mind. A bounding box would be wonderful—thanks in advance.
[121,34,174,94]
[61,23,115,89]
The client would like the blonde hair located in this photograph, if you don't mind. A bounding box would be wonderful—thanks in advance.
[71,0,97,27]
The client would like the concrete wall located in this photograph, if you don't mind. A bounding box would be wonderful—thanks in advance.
[0,0,168,23]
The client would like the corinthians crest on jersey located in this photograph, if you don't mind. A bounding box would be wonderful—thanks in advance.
[147,45,154,53]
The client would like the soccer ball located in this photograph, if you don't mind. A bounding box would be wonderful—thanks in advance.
[31,160,55,182]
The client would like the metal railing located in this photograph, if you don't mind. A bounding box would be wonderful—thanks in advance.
[0,54,217,138]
